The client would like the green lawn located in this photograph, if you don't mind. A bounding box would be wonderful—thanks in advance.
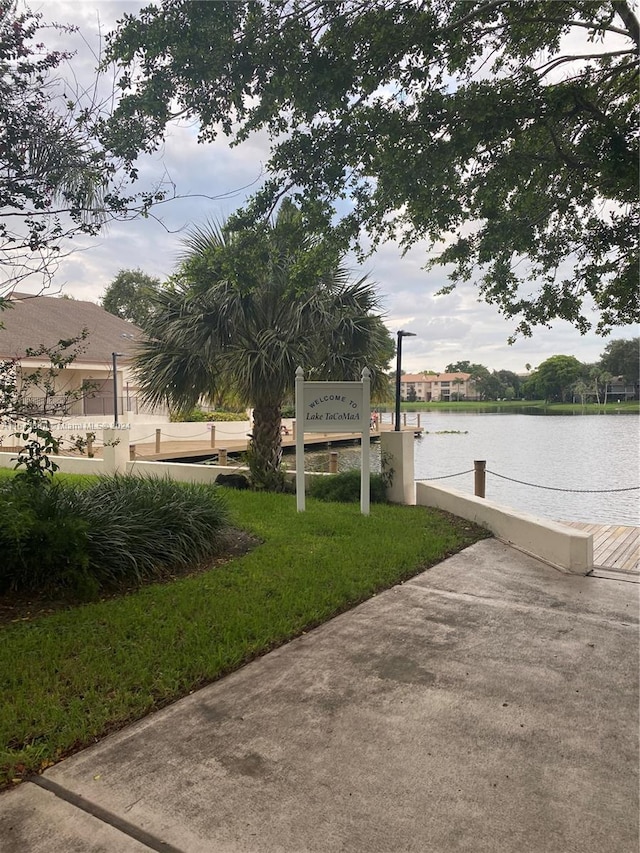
[0,487,489,788]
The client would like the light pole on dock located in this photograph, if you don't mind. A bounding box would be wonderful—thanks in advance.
[112,352,124,426]
[395,330,416,431]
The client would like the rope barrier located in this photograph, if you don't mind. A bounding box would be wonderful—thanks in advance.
[422,467,638,493]
[486,470,639,494]
[123,432,158,443]
[159,430,209,438]
[423,469,475,481]
[153,428,248,439]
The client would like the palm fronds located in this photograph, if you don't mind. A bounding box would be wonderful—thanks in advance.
[135,201,394,484]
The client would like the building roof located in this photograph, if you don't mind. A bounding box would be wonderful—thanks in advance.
[0,293,144,364]
[401,372,472,382]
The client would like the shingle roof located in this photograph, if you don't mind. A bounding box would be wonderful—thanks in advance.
[0,293,144,363]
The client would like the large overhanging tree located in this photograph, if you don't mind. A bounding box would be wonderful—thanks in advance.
[0,0,216,300]
[0,0,161,297]
[104,1,639,339]
[135,200,394,490]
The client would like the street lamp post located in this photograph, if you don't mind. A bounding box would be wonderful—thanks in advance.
[395,330,417,431]
[112,352,124,426]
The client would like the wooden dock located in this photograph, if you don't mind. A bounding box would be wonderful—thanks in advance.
[561,521,639,577]
[126,424,420,462]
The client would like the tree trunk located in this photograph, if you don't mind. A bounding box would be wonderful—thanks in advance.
[250,401,284,490]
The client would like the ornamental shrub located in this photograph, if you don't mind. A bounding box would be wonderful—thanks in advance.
[0,479,91,595]
[309,469,387,503]
[0,474,230,596]
[170,408,248,422]
[77,475,230,586]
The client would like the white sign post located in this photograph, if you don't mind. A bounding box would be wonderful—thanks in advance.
[295,366,371,515]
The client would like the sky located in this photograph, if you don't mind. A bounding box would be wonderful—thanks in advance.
[18,0,638,375]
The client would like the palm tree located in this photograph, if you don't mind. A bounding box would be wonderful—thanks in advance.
[134,202,393,488]
[590,366,613,406]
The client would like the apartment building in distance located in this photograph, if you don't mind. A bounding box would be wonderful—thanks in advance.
[399,372,474,402]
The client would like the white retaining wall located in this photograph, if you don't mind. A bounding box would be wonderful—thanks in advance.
[416,481,593,574]
[0,452,104,476]
[0,451,321,490]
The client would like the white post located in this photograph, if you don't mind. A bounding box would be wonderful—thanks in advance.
[380,429,415,504]
[361,367,371,516]
[295,366,305,511]
[102,427,130,475]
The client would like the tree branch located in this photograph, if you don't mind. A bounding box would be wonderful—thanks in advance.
[612,0,640,50]
[534,50,637,82]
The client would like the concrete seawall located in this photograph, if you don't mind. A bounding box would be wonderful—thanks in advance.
[416,481,593,574]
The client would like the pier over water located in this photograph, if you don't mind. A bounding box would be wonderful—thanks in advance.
[561,522,639,578]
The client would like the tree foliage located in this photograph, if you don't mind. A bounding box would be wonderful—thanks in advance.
[445,361,489,378]
[134,200,394,489]
[0,0,165,298]
[101,268,163,330]
[524,354,585,402]
[105,0,639,337]
[599,336,639,384]
[442,362,523,400]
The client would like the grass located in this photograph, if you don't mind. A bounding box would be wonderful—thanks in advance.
[0,487,489,788]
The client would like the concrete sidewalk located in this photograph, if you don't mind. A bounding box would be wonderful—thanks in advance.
[1,540,638,852]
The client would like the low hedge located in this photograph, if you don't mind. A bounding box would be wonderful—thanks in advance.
[0,474,230,596]
[308,469,388,503]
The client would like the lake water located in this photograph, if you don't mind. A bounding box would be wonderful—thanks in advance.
[294,412,640,526]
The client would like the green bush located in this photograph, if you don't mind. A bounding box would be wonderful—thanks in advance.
[0,475,230,595]
[79,475,230,585]
[309,469,387,503]
[0,480,92,595]
[170,407,212,422]
[171,408,248,422]
[208,410,249,422]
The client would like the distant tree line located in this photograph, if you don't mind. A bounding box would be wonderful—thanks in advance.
[413,342,640,403]
[521,340,639,404]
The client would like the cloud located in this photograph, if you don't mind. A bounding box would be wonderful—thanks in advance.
[16,1,636,375]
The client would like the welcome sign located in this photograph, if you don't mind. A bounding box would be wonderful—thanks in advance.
[302,382,364,433]
[294,367,371,515]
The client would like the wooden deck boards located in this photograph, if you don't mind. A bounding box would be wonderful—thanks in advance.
[561,521,639,574]
[126,424,420,462]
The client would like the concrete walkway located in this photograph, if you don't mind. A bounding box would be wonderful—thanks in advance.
[1,540,638,852]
